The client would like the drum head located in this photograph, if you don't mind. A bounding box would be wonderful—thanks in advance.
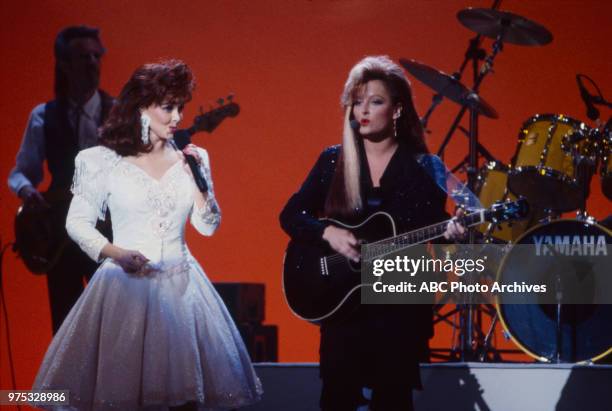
[497,220,612,363]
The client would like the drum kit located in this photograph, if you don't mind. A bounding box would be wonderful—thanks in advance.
[400,6,612,363]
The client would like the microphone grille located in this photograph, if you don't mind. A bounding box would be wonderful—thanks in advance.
[172,129,191,149]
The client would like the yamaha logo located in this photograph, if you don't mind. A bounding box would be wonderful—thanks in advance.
[533,235,608,256]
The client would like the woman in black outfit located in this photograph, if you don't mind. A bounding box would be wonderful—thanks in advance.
[280,55,464,411]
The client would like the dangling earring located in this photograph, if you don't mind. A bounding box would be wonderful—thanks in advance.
[393,117,398,139]
[140,113,151,144]
[393,107,402,139]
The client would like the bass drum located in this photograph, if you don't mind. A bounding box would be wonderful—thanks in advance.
[496,220,612,363]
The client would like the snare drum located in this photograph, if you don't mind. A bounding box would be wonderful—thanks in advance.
[475,161,543,243]
[508,114,591,211]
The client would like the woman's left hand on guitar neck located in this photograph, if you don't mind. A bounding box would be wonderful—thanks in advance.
[444,208,466,241]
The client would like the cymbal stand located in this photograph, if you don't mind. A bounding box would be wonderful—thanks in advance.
[436,38,487,160]
[449,126,501,173]
[438,24,509,361]
[466,30,509,361]
[421,93,444,132]
[422,0,502,131]
[424,1,520,362]
[436,0,503,155]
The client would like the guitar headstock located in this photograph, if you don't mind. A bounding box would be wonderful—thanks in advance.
[192,94,240,133]
[486,198,529,223]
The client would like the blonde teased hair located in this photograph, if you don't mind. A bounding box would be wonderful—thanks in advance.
[324,55,427,217]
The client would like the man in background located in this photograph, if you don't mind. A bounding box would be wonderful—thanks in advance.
[8,25,114,333]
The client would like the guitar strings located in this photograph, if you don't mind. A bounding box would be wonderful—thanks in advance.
[322,212,480,266]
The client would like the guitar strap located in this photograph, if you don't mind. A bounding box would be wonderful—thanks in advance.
[415,153,482,210]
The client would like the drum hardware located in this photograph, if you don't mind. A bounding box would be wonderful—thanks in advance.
[449,126,500,175]
[575,74,611,199]
[537,210,561,225]
[598,118,612,200]
[435,6,554,167]
[554,272,562,363]
[562,128,599,206]
[576,159,597,217]
[400,0,502,132]
[402,2,554,361]
[401,5,610,365]
[564,119,611,208]
[546,239,585,364]
[480,311,499,362]
[576,74,612,122]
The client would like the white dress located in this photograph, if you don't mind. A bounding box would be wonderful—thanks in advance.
[32,146,262,410]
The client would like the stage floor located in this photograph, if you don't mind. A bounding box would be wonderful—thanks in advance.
[244,362,612,411]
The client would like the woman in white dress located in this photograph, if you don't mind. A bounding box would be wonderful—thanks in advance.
[32,60,262,411]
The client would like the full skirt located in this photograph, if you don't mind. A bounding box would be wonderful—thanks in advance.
[32,257,263,410]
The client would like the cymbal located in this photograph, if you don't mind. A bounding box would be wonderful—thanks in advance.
[457,8,553,46]
[399,58,498,119]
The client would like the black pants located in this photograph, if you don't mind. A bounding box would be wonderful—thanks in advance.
[320,380,414,411]
[319,306,428,411]
[46,241,97,333]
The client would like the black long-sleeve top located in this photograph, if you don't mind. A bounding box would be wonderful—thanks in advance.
[280,142,450,242]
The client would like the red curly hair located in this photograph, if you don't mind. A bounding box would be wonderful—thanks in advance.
[100,59,195,156]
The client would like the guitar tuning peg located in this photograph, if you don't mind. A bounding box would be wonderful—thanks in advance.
[227,94,234,101]
[217,98,225,106]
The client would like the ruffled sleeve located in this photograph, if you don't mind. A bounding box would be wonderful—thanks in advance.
[190,147,221,236]
[66,146,118,262]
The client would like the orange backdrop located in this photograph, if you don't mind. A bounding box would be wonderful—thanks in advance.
[1,0,610,396]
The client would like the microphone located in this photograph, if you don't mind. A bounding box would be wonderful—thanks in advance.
[576,74,600,121]
[172,129,208,193]
[350,119,360,131]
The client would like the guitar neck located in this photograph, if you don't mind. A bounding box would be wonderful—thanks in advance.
[363,210,486,260]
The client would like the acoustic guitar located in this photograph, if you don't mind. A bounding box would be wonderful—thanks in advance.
[282,199,528,324]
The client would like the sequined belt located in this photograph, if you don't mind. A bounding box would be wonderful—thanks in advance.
[135,258,192,279]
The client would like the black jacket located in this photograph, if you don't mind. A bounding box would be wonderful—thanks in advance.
[279,141,450,389]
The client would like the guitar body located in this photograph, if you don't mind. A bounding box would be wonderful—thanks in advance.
[282,199,528,325]
[14,190,72,274]
[282,212,396,324]
[14,190,113,274]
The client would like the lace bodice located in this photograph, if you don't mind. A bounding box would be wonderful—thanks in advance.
[66,145,221,265]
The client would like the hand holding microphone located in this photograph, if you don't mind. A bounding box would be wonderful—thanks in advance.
[173,129,209,193]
